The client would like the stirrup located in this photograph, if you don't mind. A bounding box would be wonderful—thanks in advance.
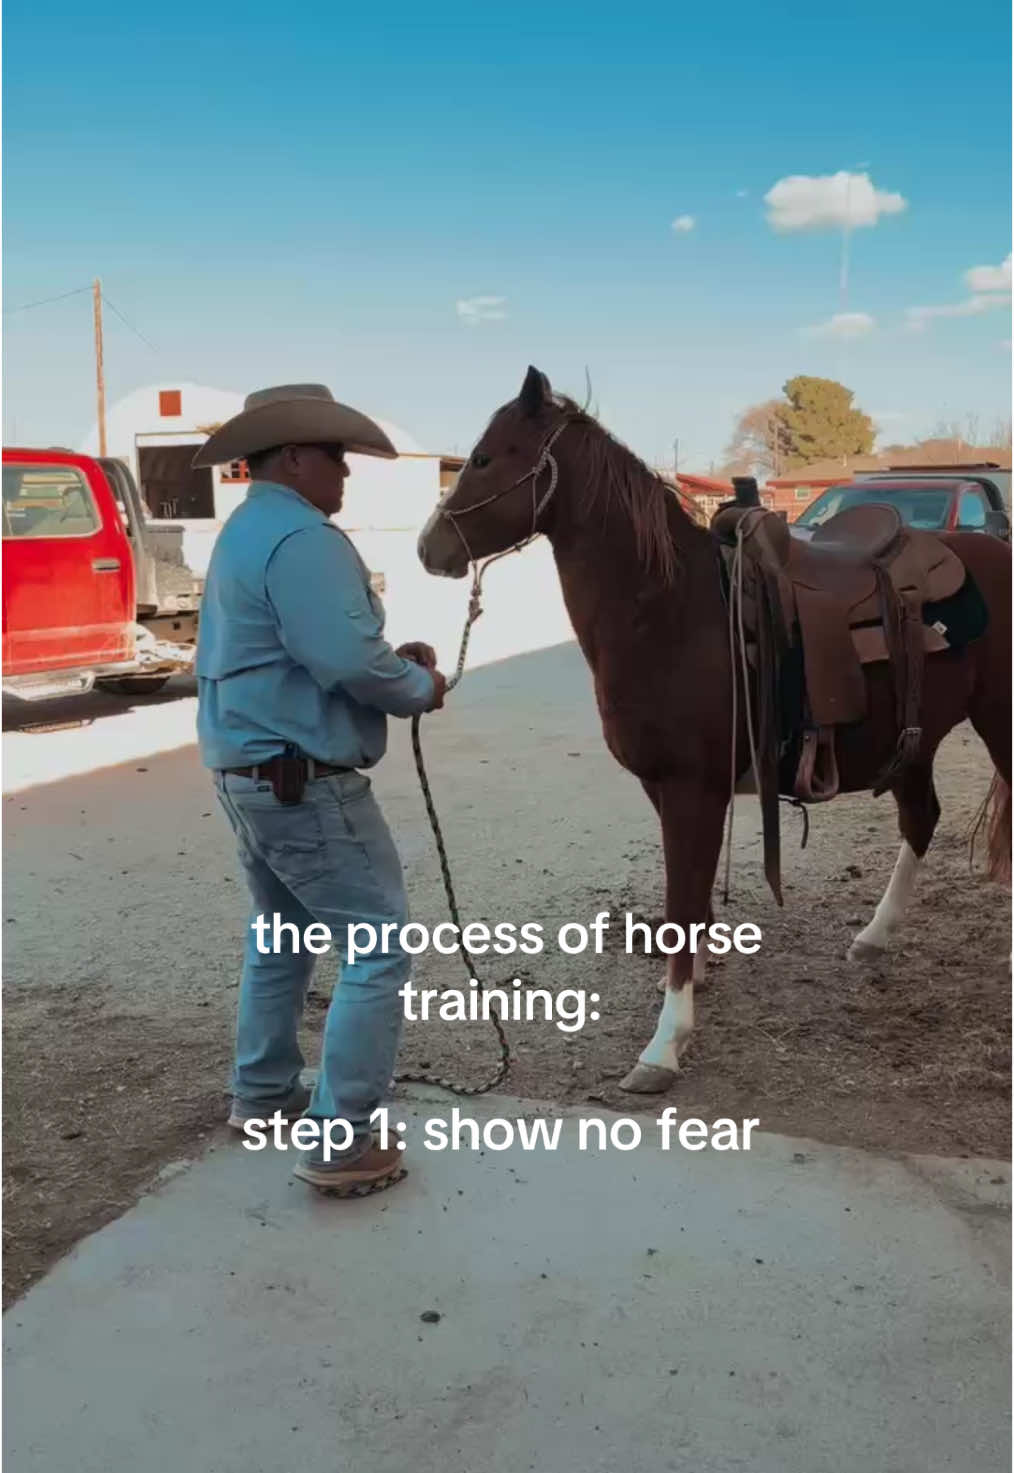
[794,727,840,803]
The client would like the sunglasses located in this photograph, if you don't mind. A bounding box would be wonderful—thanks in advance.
[310,443,346,465]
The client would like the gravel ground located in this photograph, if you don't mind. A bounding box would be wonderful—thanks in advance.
[3,643,1009,1303]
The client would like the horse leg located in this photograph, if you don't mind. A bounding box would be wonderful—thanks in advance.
[655,918,713,991]
[622,777,727,1092]
[848,763,940,965]
[641,779,713,995]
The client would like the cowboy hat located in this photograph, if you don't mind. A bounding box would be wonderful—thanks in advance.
[192,384,398,467]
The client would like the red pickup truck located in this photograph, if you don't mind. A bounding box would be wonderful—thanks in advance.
[2,447,201,700]
[792,470,1011,541]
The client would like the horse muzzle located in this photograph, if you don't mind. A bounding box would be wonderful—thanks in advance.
[417,508,470,579]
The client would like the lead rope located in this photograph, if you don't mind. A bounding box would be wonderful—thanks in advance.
[396,558,513,1095]
[395,424,567,1093]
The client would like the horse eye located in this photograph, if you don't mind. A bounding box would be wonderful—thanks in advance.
[471,453,491,469]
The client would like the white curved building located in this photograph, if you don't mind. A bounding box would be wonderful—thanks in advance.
[78,382,452,573]
[79,383,246,465]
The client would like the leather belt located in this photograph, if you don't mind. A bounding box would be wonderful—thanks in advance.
[220,756,353,781]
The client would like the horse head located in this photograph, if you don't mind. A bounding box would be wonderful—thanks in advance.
[418,366,567,578]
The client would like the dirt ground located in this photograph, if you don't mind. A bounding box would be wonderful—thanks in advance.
[3,651,1010,1304]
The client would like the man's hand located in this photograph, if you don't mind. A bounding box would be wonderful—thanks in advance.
[397,641,437,670]
[426,668,447,711]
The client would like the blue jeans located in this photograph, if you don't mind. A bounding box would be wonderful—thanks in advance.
[214,769,409,1151]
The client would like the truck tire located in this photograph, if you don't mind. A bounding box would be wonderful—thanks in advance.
[96,675,171,697]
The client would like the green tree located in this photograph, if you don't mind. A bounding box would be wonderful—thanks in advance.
[778,376,875,468]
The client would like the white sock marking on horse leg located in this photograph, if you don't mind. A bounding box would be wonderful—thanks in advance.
[851,842,921,954]
[639,984,694,1071]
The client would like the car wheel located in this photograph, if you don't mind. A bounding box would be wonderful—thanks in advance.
[96,676,171,697]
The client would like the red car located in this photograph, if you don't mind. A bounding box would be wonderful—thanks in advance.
[792,475,1011,541]
[2,447,199,700]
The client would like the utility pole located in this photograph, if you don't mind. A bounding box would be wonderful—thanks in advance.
[93,278,107,456]
[838,165,868,315]
[839,219,851,314]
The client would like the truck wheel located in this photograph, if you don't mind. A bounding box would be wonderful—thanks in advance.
[96,676,171,697]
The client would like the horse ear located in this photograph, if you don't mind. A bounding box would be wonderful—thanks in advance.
[519,365,551,417]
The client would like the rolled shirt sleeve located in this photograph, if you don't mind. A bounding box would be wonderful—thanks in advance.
[265,524,435,717]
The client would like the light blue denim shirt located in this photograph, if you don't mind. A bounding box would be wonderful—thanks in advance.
[196,481,434,770]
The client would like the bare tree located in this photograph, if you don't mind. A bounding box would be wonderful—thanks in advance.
[989,416,1013,449]
[926,413,1011,458]
[718,399,792,479]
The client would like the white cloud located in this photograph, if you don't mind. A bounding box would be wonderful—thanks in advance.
[904,252,1012,332]
[803,311,876,340]
[905,294,1011,331]
[456,295,507,326]
[965,254,1012,292]
[671,215,696,233]
[765,171,907,231]
[735,189,749,199]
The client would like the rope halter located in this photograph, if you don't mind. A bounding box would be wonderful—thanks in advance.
[438,415,573,569]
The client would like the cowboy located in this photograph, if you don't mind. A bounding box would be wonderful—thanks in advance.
[193,385,446,1196]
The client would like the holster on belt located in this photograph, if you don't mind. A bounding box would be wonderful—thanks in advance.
[271,745,308,805]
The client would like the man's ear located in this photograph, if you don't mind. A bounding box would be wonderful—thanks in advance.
[519,365,552,417]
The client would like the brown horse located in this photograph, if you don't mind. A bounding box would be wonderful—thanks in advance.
[418,367,1012,1094]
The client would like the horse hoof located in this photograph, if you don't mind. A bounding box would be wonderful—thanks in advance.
[847,937,887,967]
[619,1063,677,1094]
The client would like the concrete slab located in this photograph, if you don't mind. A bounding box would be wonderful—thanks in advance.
[4,1095,1010,1473]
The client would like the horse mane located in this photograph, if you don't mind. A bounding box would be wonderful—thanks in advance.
[552,394,702,585]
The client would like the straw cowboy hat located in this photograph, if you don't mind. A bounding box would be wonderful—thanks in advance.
[192,384,398,467]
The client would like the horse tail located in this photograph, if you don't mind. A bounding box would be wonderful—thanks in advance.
[971,772,1012,885]
[986,774,1012,884]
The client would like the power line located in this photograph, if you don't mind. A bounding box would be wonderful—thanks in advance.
[2,284,92,316]
[3,282,158,353]
[100,292,158,353]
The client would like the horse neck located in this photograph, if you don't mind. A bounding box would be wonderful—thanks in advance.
[544,440,716,649]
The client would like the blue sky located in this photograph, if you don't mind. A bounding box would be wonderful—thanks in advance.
[3,0,1011,469]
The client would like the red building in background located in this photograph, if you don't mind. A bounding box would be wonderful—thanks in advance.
[669,470,784,522]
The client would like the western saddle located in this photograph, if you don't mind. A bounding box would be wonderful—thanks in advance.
[710,480,969,901]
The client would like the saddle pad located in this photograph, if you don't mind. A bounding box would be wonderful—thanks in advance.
[923,568,989,646]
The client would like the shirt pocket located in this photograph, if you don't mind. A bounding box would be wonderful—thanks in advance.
[366,585,386,631]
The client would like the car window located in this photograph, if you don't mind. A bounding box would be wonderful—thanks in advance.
[795,484,952,530]
[886,490,952,529]
[956,488,987,529]
[2,465,101,539]
[794,489,847,526]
